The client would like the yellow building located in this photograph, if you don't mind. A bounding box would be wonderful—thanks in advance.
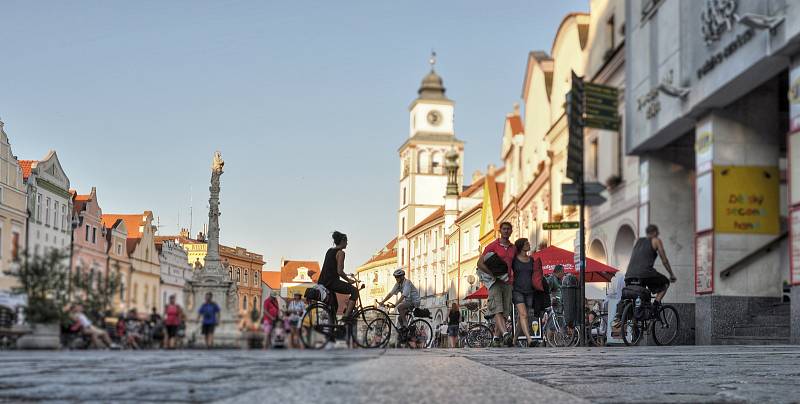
[0,120,27,292]
[102,212,161,314]
[356,239,398,305]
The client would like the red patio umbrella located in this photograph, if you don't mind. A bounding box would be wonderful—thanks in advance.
[533,245,618,282]
[465,285,488,300]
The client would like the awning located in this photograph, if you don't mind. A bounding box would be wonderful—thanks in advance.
[465,285,488,300]
[533,245,619,283]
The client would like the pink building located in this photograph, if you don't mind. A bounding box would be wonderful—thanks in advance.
[71,187,108,276]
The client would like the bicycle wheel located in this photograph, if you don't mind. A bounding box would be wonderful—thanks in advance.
[620,302,642,346]
[300,303,333,349]
[352,307,391,348]
[407,319,433,349]
[651,304,680,346]
[466,324,493,348]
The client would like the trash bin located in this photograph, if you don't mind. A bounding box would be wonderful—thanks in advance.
[562,273,580,325]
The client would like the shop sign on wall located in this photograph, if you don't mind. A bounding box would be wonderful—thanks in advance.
[714,166,780,234]
[695,232,714,294]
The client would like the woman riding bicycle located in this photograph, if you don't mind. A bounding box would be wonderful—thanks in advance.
[318,231,359,322]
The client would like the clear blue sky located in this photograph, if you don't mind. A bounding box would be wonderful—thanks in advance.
[2,0,588,270]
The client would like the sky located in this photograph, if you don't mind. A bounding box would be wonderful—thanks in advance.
[2,0,589,271]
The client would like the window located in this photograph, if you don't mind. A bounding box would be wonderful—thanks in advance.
[144,286,148,308]
[0,187,3,203]
[45,197,51,226]
[253,296,258,311]
[36,194,41,221]
[61,205,67,229]
[236,269,240,282]
[92,227,97,244]
[402,187,407,205]
[591,138,599,181]
[53,201,59,229]
[133,283,138,304]
[11,231,19,261]
[254,271,259,285]
[243,297,248,310]
[401,218,405,235]
[229,269,233,280]
[431,152,443,174]
[606,15,615,51]
[85,225,90,242]
[401,248,405,266]
[418,150,429,173]
[244,270,248,284]
[462,231,469,254]
[117,243,122,255]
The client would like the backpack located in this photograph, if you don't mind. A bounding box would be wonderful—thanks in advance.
[484,252,509,276]
[413,308,432,318]
[303,284,329,303]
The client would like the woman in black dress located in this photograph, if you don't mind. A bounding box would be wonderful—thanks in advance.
[318,231,359,320]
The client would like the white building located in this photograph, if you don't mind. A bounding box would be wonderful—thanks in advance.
[21,151,72,259]
[157,239,192,310]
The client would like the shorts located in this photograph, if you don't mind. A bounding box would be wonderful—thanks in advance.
[512,291,534,307]
[487,282,513,316]
[166,325,179,338]
[447,325,459,337]
[201,324,216,336]
[627,273,669,294]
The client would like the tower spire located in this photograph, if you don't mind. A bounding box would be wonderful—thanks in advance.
[429,50,437,72]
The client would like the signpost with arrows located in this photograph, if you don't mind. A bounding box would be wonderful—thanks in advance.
[564,71,619,347]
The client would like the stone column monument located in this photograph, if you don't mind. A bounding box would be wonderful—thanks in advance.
[184,151,240,347]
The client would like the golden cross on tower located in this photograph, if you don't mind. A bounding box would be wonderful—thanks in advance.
[429,50,437,71]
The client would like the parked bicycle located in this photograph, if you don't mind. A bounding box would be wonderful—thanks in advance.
[299,280,391,349]
[619,283,680,346]
[540,303,579,347]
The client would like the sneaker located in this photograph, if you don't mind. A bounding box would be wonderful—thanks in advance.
[491,337,502,348]
[323,341,336,350]
[502,332,513,347]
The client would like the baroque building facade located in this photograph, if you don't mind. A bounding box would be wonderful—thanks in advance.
[71,187,108,277]
[0,120,26,291]
[102,212,161,313]
[21,151,72,258]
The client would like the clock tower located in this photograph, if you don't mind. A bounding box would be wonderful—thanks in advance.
[397,53,464,269]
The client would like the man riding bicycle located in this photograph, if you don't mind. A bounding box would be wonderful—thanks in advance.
[378,269,420,329]
[613,224,677,332]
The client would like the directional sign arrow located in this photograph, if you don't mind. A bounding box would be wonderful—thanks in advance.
[562,182,606,195]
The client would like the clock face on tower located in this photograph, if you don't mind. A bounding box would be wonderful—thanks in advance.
[427,110,442,126]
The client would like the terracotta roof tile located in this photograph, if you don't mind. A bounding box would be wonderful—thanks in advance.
[261,271,282,290]
[460,177,485,197]
[406,207,444,236]
[508,115,524,135]
[361,237,398,266]
[280,260,321,283]
[19,160,35,181]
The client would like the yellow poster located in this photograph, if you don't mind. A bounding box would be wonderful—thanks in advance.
[714,166,779,234]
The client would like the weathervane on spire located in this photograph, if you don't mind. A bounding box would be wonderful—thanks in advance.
[429,50,437,71]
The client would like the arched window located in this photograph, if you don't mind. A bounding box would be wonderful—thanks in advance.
[236,269,241,282]
[243,296,248,310]
[229,269,233,280]
[253,296,258,312]
[244,270,248,284]
[254,271,259,285]
[418,150,430,173]
[431,152,443,174]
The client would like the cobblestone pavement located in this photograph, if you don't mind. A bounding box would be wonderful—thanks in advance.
[462,345,800,403]
[1,345,799,403]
